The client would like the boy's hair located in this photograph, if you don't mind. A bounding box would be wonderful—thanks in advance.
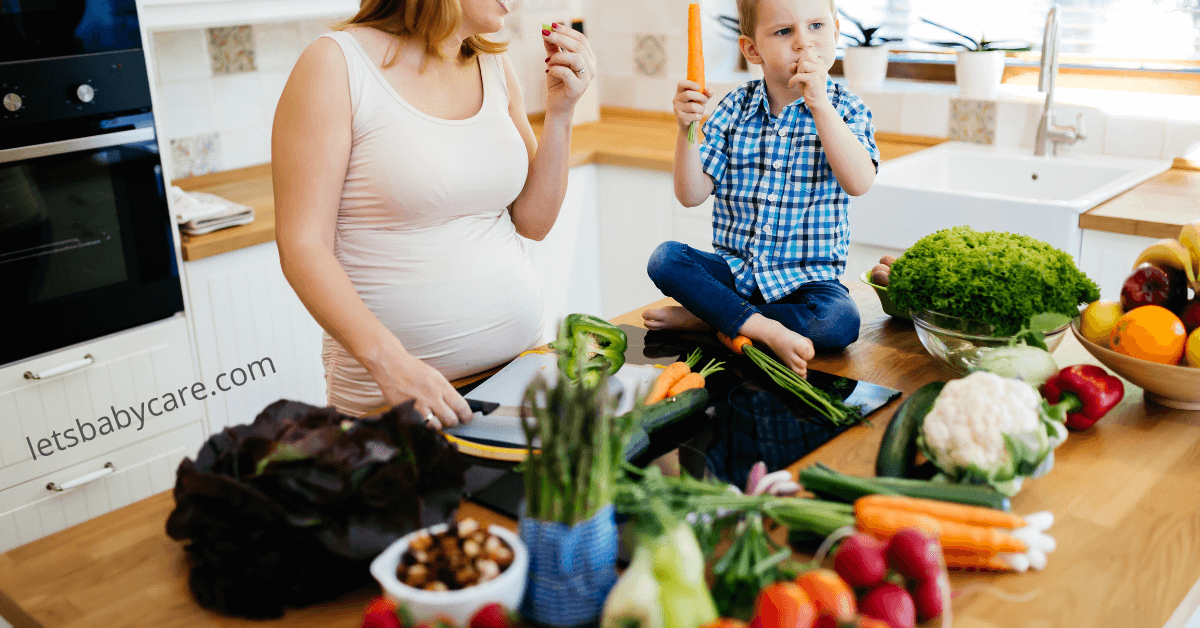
[736,0,838,38]
[337,0,507,67]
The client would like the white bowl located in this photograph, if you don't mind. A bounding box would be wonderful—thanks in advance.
[369,523,529,624]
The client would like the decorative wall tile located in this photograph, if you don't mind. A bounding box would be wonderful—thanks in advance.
[170,133,222,179]
[634,34,666,77]
[948,98,996,144]
[207,25,257,74]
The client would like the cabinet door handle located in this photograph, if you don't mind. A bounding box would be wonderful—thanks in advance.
[46,462,115,492]
[24,354,95,380]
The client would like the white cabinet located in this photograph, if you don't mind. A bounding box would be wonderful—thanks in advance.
[183,241,327,434]
[524,165,603,343]
[1078,229,1161,302]
[0,316,203,548]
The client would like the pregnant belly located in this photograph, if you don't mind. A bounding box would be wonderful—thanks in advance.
[336,220,545,380]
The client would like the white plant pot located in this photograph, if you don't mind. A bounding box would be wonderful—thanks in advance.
[842,45,890,92]
[955,50,1006,100]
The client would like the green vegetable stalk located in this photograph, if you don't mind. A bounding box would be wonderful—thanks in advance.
[888,226,1099,335]
[548,313,628,387]
[709,514,791,620]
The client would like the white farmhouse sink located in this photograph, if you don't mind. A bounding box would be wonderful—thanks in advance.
[849,142,1171,258]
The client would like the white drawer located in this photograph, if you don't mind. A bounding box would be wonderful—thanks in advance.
[0,421,204,553]
[0,316,201,491]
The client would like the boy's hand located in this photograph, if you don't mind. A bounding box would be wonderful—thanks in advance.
[674,79,713,133]
[788,49,830,110]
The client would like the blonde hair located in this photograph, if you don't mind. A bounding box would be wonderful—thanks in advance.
[736,0,838,39]
[337,0,507,67]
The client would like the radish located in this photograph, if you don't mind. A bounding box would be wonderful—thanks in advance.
[886,527,942,582]
[912,574,947,622]
[833,533,888,588]
[860,583,916,628]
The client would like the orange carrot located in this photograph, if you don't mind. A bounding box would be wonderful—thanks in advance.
[645,348,702,404]
[855,503,1027,555]
[941,551,1013,572]
[717,331,752,355]
[686,3,705,144]
[687,4,705,93]
[855,494,1027,529]
[665,358,724,396]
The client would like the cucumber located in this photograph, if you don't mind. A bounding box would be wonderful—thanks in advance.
[621,388,709,461]
[875,381,945,478]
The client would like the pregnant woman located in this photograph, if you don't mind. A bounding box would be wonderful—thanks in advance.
[273,0,595,426]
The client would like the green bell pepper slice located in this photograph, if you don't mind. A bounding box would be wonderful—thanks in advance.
[548,313,628,387]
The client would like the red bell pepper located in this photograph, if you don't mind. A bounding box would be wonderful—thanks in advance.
[1041,365,1124,430]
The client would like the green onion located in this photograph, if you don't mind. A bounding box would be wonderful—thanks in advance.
[742,345,863,425]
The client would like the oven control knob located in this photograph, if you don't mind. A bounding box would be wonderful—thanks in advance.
[2,93,21,112]
[75,84,95,103]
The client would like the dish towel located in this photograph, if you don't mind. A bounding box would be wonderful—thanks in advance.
[169,185,255,235]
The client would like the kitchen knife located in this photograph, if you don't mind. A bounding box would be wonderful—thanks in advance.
[467,398,500,415]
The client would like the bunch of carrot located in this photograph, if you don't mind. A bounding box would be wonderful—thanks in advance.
[717,332,862,425]
[686,3,705,144]
[854,494,1056,572]
[645,348,723,404]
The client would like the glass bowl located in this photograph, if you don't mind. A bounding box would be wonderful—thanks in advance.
[911,309,1071,375]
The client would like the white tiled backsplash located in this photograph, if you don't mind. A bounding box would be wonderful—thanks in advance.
[151,19,335,179]
[150,4,1200,179]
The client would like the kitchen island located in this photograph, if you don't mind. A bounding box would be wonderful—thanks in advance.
[1,283,1198,628]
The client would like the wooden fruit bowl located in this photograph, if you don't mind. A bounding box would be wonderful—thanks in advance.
[1071,320,1200,410]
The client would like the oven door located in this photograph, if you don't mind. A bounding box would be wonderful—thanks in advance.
[0,0,142,63]
[0,127,184,366]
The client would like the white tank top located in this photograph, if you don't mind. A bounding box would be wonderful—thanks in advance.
[318,31,543,416]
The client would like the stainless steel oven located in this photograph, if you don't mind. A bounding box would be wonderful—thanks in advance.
[1,0,183,366]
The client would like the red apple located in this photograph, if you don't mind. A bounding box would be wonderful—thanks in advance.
[1182,296,1200,334]
[1121,264,1186,312]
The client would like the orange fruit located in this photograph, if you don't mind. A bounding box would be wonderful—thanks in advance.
[1080,301,1123,347]
[1187,328,1200,368]
[1109,305,1187,365]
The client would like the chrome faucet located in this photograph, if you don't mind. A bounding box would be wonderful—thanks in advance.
[1035,5,1086,156]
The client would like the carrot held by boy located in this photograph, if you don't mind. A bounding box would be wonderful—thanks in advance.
[644,0,880,379]
[686,3,705,144]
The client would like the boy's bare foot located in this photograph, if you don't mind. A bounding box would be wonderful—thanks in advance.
[741,315,815,378]
[642,305,712,331]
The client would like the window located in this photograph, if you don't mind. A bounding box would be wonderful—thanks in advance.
[700,0,1200,81]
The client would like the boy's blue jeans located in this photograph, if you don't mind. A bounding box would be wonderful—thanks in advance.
[647,241,860,351]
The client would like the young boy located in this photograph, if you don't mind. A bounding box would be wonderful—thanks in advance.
[643,0,879,377]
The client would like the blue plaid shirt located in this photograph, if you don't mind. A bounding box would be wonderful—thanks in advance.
[699,78,879,303]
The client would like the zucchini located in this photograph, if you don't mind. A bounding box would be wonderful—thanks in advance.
[620,388,709,461]
[876,381,945,478]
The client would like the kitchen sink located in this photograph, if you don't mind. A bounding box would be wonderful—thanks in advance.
[849,141,1172,258]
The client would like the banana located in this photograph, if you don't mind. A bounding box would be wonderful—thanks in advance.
[1179,220,1200,288]
[1133,238,1196,286]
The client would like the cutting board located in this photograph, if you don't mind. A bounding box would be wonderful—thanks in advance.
[443,352,663,447]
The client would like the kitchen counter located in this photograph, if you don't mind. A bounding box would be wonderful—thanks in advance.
[2,283,1198,628]
[173,109,936,261]
[175,108,1200,262]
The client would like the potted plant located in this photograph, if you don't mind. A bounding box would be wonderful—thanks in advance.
[920,17,1031,100]
[839,10,901,92]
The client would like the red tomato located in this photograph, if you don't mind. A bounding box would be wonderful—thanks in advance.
[755,582,816,628]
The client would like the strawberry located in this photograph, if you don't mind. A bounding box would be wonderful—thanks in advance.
[362,597,401,628]
[469,603,515,628]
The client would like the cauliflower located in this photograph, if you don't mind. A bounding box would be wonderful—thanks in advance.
[918,371,1068,496]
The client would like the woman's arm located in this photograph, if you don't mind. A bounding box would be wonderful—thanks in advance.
[273,37,471,427]
[504,24,596,241]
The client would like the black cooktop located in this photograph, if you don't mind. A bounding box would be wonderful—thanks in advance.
[460,325,902,520]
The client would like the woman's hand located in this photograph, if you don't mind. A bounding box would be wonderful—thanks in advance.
[673,79,711,132]
[542,22,596,115]
[375,353,473,429]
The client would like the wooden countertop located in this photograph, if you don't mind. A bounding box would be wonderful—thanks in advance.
[173,109,938,261]
[2,283,1199,628]
[175,108,1200,261]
